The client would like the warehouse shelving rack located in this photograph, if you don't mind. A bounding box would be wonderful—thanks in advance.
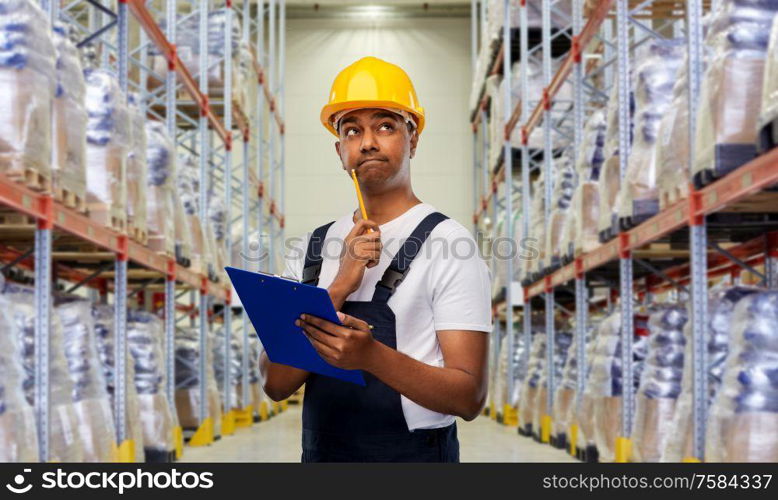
[0,0,286,462]
[472,0,778,462]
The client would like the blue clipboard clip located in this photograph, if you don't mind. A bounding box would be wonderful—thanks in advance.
[225,266,366,386]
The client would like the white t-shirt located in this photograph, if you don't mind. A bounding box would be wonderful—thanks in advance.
[283,202,493,431]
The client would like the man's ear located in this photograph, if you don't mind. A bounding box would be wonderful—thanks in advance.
[409,130,419,159]
[335,141,343,167]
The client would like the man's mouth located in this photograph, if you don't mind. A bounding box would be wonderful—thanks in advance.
[358,158,387,167]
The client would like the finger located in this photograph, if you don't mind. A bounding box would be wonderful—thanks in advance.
[306,333,340,361]
[297,319,341,348]
[336,311,370,331]
[349,219,379,236]
[300,314,348,337]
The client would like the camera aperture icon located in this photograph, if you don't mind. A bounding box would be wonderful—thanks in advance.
[6,469,32,494]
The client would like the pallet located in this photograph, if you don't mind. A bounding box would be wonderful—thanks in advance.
[0,210,35,226]
[659,183,687,210]
[128,223,148,245]
[88,203,126,233]
[6,166,51,193]
[148,234,174,257]
[54,187,86,213]
[693,143,758,189]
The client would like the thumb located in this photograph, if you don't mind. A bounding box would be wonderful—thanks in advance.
[337,311,369,330]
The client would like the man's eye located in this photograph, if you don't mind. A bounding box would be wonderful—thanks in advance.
[379,123,394,131]
[345,128,358,136]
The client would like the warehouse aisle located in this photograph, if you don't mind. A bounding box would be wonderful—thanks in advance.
[181,406,575,462]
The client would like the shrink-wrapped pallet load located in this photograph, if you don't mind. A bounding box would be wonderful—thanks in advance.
[553,326,593,450]
[214,326,242,413]
[567,110,606,256]
[586,311,648,462]
[150,8,241,95]
[518,331,544,435]
[127,310,175,462]
[57,299,118,462]
[523,173,546,283]
[618,39,684,227]
[693,0,778,185]
[85,68,129,230]
[176,153,209,274]
[175,327,223,438]
[0,0,56,189]
[126,93,147,243]
[545,156,577,269]
[662,286,760,462]
[630,304,687,462]
[92,304,145,463]
[0,279,38,462]
[51,23,86,209]
[146,121,176,256]
[575,322,602,458]
[247,334,264,420]
[3,282,84,462]
[532,330,573,441]
[656,60,691,208]
[706,291,778,462]
[208,192,228,281]
[759,14,778,151]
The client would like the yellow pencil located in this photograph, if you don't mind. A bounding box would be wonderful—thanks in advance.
[350,169,372,232]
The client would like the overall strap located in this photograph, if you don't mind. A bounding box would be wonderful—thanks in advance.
[302,221,335,286]
[372,212,449,303]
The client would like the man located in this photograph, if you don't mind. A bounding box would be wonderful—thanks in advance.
[260,56,492,462]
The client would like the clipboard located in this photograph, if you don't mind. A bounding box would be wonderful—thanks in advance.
[225,266,366,386]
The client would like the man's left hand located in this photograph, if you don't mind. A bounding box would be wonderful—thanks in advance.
[296,312,378,371]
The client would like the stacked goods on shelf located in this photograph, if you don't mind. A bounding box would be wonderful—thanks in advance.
[617,39,684,228]
[245,334,264,419]
[468,0,516,113]
[84,68,129,231]
[0,278,38,461]
[566,110,606,256]
[693,0,778,186]
[522,172,546,284]
[146,121,176,256]
[630,303,688,462]
[3,282,85,461]
[662,286,760,462]
[234,43,257,114]
[517,329,543,435]
[174,327,223,439]
[545,155,577,269]
[208,192,228,281]
[575,320,604,459]
[177,153,208,274]
[150,8,242,98]
[758,15,778,151]
[92,304,145,463]
[56,298,117,461]
[126,94,148,244]
[586,311,649,462]
[656,55,692,208]
[532,329,573,441]
[485,71,504,170]
[127,310,175,462]
[51,23,87,210]
[552,325,593,450]
[706,291,778,462]
[213,326,242,413]
[493,205,520,298]
[0,0,55,191]
[597,79,633,242]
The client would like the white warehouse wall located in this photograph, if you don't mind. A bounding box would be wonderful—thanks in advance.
[283,16,474,241]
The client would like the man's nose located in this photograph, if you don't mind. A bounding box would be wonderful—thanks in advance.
[360,128,379,153]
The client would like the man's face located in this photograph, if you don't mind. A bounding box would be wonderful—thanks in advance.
[334,108,419,192]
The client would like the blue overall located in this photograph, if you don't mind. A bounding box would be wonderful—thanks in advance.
[299,212,460,463]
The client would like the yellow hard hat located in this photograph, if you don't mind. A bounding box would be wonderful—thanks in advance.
[320,56,425,137]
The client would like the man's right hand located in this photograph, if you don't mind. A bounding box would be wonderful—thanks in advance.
[328,219,381,309]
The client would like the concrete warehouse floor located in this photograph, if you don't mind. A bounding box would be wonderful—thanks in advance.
[181,405,576,462]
